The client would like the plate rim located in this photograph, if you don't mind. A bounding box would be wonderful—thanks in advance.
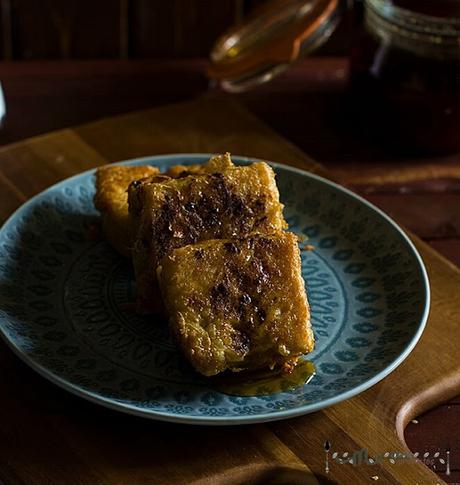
[0,153,431,425]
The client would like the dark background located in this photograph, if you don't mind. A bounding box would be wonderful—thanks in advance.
[0,0,350,60]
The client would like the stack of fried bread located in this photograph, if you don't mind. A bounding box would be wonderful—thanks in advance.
[94,154,314,376]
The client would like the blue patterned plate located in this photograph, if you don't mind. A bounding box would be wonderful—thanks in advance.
[0,154,429,424]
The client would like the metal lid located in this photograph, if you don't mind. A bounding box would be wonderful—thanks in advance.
[208,0,341,92]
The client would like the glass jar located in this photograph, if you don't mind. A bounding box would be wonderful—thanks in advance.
[209,0,460,154]
[350,0,460,154]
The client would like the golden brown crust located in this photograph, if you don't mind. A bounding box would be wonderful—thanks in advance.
[165,164,205,179]
[94,164,159,257]
[158,232,314,376]
[94,155,234,259]
[129,161,287,314]
[165,153,233,178]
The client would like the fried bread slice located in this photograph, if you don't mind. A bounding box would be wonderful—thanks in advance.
[158,232,314,376]
[129,154,234,221]
[94,155,234,258]
[94,164,160,257]
[128,160,287,314]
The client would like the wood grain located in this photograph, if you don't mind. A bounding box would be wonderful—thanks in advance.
[0,0,353,60]
[363,193,460,239]
[9,0,122,59]
[0,59,209,143]
[0,97,458,484]
[130,0,236,58]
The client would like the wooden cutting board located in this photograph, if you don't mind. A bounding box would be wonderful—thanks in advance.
[0,96,459,485]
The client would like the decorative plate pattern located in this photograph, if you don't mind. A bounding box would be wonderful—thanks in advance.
[0,154,430,424]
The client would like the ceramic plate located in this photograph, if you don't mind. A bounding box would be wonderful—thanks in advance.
[0,154,430,425]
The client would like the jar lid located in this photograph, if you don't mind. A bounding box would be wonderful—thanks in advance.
[208,0,341,92]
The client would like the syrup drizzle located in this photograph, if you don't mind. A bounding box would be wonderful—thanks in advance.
[212,359,316,397]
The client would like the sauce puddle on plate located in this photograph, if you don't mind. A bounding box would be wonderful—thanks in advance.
[211,359,316,397]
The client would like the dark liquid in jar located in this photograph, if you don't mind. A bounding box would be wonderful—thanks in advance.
[393,0,460,17]
[350,0,460,154]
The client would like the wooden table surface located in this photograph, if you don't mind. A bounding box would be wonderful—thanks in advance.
[0,58,459,484]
